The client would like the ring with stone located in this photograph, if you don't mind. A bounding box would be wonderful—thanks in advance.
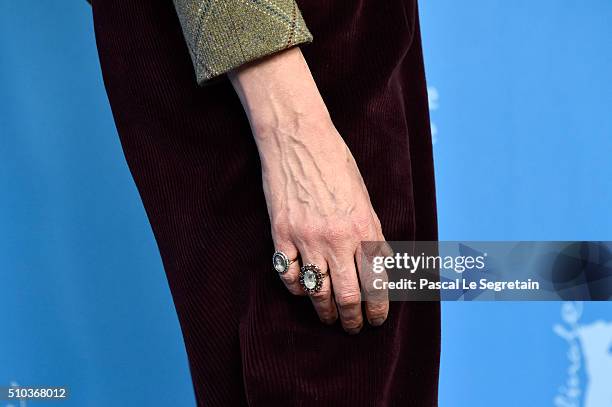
[299,263,328,295]
[272,251,296,274]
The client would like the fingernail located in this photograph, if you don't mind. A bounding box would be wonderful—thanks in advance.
[346,325,362,335]
[370,318,385,327]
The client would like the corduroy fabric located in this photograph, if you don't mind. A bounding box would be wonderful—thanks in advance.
[92,1,440,406]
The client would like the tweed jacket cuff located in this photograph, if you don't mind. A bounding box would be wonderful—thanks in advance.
[172,0,313,85]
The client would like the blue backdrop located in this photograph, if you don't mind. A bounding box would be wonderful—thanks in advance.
[1,2,610,406]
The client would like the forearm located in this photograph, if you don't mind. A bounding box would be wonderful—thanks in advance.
[228,47,351,217]
[228,47,332,146]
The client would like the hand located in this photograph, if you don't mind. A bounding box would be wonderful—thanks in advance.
[258,118,389,334]
[229,48,389,334]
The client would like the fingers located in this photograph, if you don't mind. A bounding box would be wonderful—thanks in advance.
[271,208,390,333]
[357,212,390,327]
[357,244,389,327]
[272,241,305,296]
[298,250,339,325]
[326,249,364,334]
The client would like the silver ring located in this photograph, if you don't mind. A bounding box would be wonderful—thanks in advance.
[272,251,296,274]
[299,263,327,295]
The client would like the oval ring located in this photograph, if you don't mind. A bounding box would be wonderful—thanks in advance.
[299,263,328,295]
[272,251,296,274]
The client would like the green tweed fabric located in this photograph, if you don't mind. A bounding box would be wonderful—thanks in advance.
[172,0,313,85]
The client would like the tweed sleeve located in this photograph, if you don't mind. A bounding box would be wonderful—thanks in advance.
[172,0,313,85]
